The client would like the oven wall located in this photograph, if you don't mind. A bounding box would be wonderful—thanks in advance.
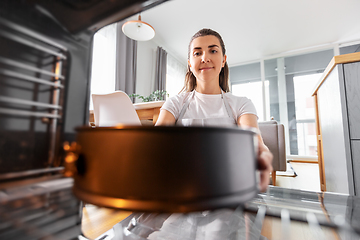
[0,2,93,173]
[0,0,169,174]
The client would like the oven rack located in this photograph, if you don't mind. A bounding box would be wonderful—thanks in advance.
[0,17,68,169]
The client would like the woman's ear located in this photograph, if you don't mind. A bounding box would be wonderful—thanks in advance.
[222,55,227,67]
[188,60,191,68]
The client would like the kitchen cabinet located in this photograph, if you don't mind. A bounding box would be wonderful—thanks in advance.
[313,52,360,195]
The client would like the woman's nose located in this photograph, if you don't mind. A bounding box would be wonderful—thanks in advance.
[201,52,210,63]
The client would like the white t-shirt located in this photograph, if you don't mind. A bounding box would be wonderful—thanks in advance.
[161,90,257,122]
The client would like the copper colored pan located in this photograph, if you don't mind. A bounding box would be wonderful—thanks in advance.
[64,126,259,212]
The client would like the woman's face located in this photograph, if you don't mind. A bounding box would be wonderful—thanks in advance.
[188,35,227,84]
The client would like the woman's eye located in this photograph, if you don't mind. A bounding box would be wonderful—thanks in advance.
[193,52,200,56]
[211,49,217,53]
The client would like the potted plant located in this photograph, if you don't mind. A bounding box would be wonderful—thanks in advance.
[129,90,169,102]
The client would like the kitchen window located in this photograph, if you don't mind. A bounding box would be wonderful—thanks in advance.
[229,49,336,159]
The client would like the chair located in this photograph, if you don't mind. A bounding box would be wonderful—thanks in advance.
[258,120,286,186]
[92,91,141,127]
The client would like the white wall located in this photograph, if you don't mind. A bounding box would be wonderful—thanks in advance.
[135,40,158,103]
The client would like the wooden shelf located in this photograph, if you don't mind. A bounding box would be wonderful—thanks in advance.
[312,52,360,96]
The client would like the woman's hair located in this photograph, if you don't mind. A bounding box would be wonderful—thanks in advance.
[181,28,230,93]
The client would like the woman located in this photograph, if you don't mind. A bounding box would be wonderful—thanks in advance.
[156,28,273,192]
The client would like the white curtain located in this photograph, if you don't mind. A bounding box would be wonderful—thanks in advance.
[89,23,117,110]
[89,21,138,109]
[166,53,186,97]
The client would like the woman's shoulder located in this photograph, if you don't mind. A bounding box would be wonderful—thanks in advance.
[224,92,257,116]
[224,92,251,102]
[162,91,191,109]
[167,91,192,103]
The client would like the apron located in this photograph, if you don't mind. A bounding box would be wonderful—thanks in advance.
[175,90,237,127]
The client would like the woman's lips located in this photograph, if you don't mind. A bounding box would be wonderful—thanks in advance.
[200,67,213,71]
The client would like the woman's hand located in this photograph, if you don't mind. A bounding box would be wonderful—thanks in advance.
[257,142,273,192]
[238,114,273,192]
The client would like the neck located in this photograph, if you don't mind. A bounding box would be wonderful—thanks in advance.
[195,81,222,94]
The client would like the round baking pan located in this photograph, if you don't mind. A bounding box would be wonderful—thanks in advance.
[67,126,259,212]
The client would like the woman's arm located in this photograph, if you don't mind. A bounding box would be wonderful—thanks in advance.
[155,109,176,126]
[237,114,273,192]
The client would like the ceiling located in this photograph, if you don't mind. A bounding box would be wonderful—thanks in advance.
[124,0,360,67]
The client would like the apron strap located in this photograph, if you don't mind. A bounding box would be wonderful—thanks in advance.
[221,90,237,121]
[176,91,195,124]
